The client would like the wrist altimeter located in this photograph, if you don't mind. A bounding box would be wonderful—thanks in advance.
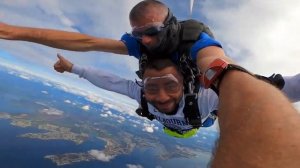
[202,58,253,91]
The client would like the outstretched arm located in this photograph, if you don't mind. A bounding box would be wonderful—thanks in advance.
[53,54,141,101]
[0,22,128,55]
[210,70,300,167]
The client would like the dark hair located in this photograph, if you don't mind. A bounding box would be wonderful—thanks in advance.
[129,0,167,22]
[143,58,180,74]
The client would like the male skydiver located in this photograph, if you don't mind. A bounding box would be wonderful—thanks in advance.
[54,54,219,138]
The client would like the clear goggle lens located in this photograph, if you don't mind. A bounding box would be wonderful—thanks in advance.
[131,22,165,39]
[143,74,181,95]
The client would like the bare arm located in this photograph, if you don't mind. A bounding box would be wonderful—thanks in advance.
[196,46,233,73]
[211,71,300,167]
[0,23,128,55]
[195,46,300,167]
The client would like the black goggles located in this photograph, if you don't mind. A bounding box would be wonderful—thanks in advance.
[131,8,174,39]
[131,23,166,39]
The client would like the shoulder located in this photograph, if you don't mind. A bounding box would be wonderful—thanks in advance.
[180,19,214,40]
[197,87,219,114]
[120,33,142,58]
[198,87,218,102]
[190,32,222,60]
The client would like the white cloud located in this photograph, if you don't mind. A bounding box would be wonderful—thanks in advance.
[103,106,109,111]
[117,115,126,123]
[201,0,300,75]
[40,108,64,116]
[43,82,52,87]
[41,91,48,94]
[126,164,144,168]
[100,113,108,118]
[36,1,75,28]
[86,94,104,104]
[142,123,156,133]
[143,126,154,133]
[18,74,31,80]
[103,103,114,109]
[81,105,90,111]
[88,150,115,162]
[106,111,112,115]
[64,100,71,104]
[101,110,127,123]
[129,119,142,125]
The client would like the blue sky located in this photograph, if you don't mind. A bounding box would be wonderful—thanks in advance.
[0,0,300,104]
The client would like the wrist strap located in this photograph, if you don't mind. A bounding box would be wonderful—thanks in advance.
[216,64,254,94]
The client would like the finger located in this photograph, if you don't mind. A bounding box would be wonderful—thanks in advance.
[53,64,59,71]
[57,53,65,61]
[53,61,61,68]
[57,53,62,59]
[54,64,64,73]
[54,67,64,73]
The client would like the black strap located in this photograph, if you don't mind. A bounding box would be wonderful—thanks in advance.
[183,85,202,128]
[255,74,285,90]
[180,19,214,41]
[135,90,155,121]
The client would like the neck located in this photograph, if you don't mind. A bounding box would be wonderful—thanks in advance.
[164,105,179,115]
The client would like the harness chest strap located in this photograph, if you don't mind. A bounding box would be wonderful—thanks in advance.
[183,93,202,128]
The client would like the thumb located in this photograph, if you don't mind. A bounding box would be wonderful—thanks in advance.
[57,53,65,61]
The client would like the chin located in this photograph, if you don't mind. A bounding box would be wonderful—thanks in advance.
[151,101,178,114]
[157,105,176,114]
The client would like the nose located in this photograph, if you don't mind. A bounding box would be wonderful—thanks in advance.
[141,35,154,46]
[155,89,170,103]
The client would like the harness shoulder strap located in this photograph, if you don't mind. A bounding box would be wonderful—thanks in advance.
[179,19,214,57]
[183,84,202,128]
[180,19,214,41]
[135,90,155,121]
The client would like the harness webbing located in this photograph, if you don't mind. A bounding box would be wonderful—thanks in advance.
[135,90,155,121]
[182,84,201,128]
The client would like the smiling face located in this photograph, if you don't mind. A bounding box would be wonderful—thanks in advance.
[142,63,184,114]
